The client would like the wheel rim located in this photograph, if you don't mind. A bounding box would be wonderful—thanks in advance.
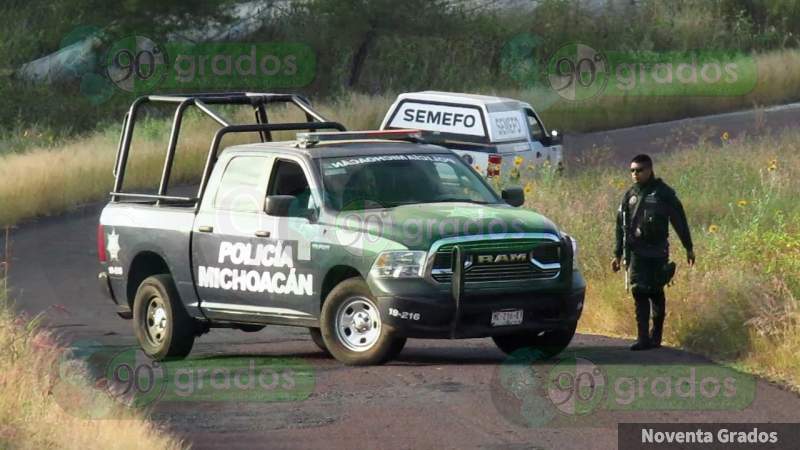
[335,296,381,352]
[145,295,168,346]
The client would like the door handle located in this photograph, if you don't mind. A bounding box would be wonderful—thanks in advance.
[198,225,214,233]
[255,230,271,238]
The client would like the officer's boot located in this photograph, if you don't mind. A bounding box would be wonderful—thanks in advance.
[650,289,666,348]
[630,289,652,351]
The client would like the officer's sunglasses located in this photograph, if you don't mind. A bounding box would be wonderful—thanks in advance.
[630,166,650,173]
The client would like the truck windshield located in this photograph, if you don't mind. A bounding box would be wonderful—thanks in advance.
[318,153,501,211]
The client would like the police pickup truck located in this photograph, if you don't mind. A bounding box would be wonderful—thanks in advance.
[380,91,563,178]
[98,93,585,365]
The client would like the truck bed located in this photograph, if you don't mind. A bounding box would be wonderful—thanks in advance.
[100,201,200,317]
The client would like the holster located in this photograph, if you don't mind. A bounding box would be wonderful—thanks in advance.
[658,261,677,287]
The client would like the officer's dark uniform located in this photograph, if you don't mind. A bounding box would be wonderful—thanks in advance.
[614,177,693,347]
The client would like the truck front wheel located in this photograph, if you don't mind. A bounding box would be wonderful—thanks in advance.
[492,324,577,359]
[308,328,330,355]
[320,278,405,365]
[133,275,196,361]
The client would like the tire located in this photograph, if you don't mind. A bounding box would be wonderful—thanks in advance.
[133,274,196,361]
[492,323,577,359]
[320,277,406,365]
[308,328,330,355]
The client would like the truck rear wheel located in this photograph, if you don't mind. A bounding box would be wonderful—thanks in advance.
[320,277,405,365]
[133,275,196,361]
[492,324,577,359]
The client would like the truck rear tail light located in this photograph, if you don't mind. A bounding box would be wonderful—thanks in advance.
[487,154,502,178]
[97,224,107,263]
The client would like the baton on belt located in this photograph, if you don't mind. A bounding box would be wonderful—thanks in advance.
[621,204,630,292]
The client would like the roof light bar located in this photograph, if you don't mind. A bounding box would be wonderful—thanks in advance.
[296,129,424,147]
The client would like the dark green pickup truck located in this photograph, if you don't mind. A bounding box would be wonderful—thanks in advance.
[98,93,585,365]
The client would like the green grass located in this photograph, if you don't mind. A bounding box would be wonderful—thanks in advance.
[511,128,800,391]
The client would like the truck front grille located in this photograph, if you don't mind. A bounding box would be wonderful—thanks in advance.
[429,238,561,283]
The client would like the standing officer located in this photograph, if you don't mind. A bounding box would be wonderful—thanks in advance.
[611,154,695,350]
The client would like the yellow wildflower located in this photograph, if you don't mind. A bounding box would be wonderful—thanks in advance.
[767,159,778,172]
[721,131,730,141]
[524,182,534,195]
[737,199,748,208]
[514,155,524,167]
[708,224,719,234]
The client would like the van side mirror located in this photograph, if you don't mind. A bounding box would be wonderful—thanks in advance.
[547,130,563,146]
[265,195,295,217]
[501,187,525,207]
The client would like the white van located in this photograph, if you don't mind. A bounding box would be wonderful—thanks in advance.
[380,91,563,178]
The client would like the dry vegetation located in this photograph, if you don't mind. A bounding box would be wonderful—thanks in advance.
[3,48,800,226]
[516,129,800,390]
[0,285,186,450]
[0,94,398,226]
[498,49,800,132]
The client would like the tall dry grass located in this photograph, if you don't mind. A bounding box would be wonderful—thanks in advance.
[6,49,800,226]
[514,128,800,390]
[513,48,800,132]
[0,284,185,450]
[0,93,395,226]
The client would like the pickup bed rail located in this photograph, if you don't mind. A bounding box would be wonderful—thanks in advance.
[111,92,346,205]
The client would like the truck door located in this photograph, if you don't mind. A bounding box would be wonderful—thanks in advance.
[525,108,562,166]
[524,108,548,163]
[192,153,319,324]
[260,157,322,318]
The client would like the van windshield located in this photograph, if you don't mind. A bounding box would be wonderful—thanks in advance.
[318,153,500,211]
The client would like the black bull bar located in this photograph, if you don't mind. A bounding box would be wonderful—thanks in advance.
[450,245,466,338]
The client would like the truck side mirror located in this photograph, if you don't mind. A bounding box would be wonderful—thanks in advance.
[501,187,525,207]
[265,195,318,221]
[265,195,296,217]
[547,130,563,146]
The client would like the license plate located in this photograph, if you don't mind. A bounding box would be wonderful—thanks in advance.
[491,309,523,327]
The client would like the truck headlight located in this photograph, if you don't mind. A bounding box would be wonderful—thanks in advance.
[370,251,427,278]
[561,232,578,264]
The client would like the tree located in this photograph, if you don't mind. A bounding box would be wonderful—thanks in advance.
[303,0,469,88]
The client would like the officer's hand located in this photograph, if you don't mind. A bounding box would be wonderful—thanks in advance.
[687,250,696,267]
[611,257,621,273]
